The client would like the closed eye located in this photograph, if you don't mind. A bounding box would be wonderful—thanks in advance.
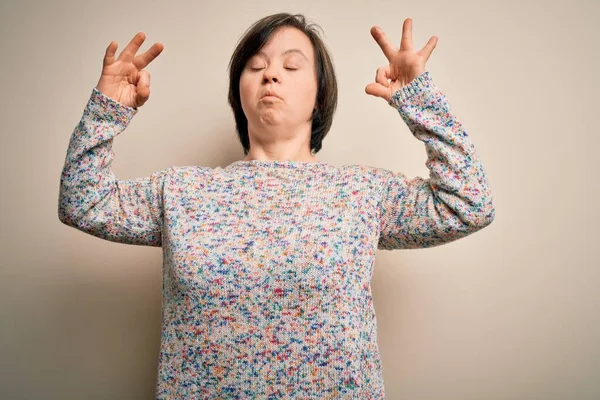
[250,67,298,71]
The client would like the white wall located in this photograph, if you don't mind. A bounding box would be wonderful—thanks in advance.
[1,0,598,398]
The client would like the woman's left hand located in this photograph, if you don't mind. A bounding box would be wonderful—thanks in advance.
[365,18,438,103]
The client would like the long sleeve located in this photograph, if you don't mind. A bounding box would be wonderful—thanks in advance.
[58,87,172,247]
[377,71,495,250]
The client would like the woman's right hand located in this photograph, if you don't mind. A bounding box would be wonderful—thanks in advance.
[95,32,164,109]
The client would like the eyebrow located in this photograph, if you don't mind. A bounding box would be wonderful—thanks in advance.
[256,48,309,61]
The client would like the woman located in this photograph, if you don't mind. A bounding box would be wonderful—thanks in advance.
[58,13,494,399]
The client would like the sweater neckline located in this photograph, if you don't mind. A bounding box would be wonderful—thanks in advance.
[226,159,334,170]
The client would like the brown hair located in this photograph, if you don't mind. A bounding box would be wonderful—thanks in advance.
[227,13,338,155]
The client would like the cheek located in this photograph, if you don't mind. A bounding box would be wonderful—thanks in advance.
[238,76,254,108]
[297,75,318,110]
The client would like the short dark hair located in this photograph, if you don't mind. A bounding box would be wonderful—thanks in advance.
[227,13,338,155]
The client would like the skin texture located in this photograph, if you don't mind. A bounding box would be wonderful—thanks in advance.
[237,18,439,162]
[239,26,319,162]
[95,32,164,109]
[365,18,438,101]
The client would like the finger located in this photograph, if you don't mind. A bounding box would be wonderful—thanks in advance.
[400,18,413,51]
[134,42,164,70]
[118,32,146,62]
[375,65,390,87]
[135,70,151,106]
[103,41,117,67]
[419,36,438,61]
[370,26,397,62]
[365,82,390,101]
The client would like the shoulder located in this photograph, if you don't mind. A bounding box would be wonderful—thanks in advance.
[170,164,214,176]
[339,163,394,184]
[339,164,412,203]
[165,165,222,186]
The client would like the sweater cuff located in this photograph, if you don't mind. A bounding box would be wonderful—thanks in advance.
[87,87,138,127]
[388,70,433,108]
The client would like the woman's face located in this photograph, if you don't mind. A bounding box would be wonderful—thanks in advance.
[239,27,318,136]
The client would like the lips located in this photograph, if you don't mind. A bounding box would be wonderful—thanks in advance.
[261,91,281,100]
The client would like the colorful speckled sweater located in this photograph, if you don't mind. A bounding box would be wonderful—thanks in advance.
[58,71,494,399]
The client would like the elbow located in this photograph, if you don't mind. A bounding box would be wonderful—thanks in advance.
[57,186,85,227]
[58,200,81,227]
[469,203,495,229]
[58,207,73,226]
[57,186,73,226]
[58,199,68,225]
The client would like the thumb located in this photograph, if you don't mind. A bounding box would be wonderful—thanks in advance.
[135,70,151,107]
[365,82,390,102]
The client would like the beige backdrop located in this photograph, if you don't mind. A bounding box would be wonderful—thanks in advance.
[1,0,598,399]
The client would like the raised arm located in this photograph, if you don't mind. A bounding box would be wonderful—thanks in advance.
[58,88,172,247]
[377,71,494,250]
[364,19,494,250]
[58,32,170,246]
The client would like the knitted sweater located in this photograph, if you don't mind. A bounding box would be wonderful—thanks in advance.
[58,71,494,399]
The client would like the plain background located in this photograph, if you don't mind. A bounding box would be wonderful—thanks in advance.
[1,0,598,399]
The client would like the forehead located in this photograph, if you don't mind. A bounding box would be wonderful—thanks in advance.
[256,27,314,60]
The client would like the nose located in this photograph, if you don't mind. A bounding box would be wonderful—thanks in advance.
[262,66,279,83]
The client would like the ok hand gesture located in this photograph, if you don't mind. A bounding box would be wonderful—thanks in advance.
[95,32,164,109]
[365,18,438,103]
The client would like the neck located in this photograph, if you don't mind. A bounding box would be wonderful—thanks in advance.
[245,126,316,162]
